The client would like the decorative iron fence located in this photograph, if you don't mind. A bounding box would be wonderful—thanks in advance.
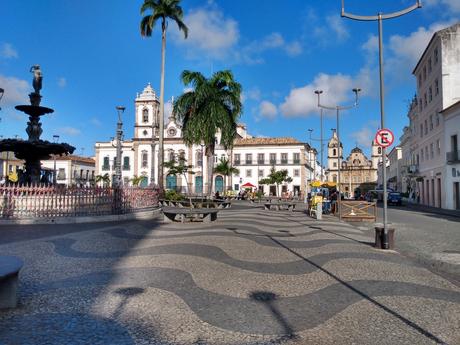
[0,185,159,219]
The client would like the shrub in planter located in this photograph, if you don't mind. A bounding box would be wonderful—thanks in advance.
[165,189,185,201]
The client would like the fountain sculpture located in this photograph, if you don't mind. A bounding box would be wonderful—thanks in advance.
[0,66,75,184]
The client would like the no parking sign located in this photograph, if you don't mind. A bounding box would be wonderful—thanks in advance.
[375,128,394,148]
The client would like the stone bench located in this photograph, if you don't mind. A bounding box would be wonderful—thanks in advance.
[162,207,219,223]
[264,202,295,212]
[0,256,24,309]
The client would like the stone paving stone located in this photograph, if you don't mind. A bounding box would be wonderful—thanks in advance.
[0,205,459,344]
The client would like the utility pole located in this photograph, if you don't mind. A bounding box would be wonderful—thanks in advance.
[341,0,421,249]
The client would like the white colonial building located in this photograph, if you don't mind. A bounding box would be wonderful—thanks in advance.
[94,84,318,196]
[412,23,460,208]
[441,100,460,210]
[41,155,96,186]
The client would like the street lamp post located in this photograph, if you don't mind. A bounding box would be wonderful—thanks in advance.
[0,88,4,112]
[53,135,59,184]
[308,129,314,183]
[315,88,361,221]
[341,0,421,249]
[114,106,125,187]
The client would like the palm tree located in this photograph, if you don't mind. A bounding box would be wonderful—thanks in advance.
[214,157,239,193]
[95,173,110,187]
[174,70,242,196]
[140,0,188,191]
[130,175,144,186]
[259,168,293,197]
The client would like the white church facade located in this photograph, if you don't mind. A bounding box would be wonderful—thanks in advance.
[94,84,318,196]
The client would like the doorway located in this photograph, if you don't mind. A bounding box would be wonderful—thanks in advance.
[195,176,203,194]
[455,182,460,210]
[437,178,441,208]
[215,175,224,193]
[166,174,177,190]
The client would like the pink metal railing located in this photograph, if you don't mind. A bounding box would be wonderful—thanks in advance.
[0,185,159,219]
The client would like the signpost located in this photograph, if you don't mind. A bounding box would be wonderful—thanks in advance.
[375,128,394,249]
[375,128,394,148]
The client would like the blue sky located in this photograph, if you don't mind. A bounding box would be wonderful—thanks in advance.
[1,0,459,159]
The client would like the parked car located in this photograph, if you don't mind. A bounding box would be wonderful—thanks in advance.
[388,192,402,206]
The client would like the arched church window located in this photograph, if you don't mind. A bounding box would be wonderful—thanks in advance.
[332,174,337,182]
[142,108,149,123]
[333,148,337,156]
[378,147,382,154]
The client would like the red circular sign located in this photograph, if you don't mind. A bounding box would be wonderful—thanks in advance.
[375,129,394,148]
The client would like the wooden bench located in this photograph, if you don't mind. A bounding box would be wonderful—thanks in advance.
[0,256,23,309]
[264,202,295,212]
[162,207,219,223]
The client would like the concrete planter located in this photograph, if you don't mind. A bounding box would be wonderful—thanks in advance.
[375,226,395,249]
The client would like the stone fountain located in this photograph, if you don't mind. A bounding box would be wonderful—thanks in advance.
[0,66,75,184]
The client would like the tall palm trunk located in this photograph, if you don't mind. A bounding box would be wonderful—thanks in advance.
[157,19,166,191]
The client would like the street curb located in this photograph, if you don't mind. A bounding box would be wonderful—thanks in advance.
[0,208,161,225]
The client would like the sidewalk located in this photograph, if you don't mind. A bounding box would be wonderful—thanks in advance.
[403,199,460,218]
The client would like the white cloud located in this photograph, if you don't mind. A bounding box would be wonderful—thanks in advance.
[285,41,303,57]
[59,127,81,136]
[259,100,277,119]
[361,34,378,55]
[386,20,457,79]
[326,15,350,41]
[314,14,350,45]
[350,126,375,148]
[0,75,29,106]
[164,99,173,121]
[242,33,303,61]
[280,72,365,117]
[0,43,18,59]
[245,87,261,102]
[171,6,239,60]
[57,77,67,88]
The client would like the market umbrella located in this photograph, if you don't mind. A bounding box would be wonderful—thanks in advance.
[310,180,322,187]
[241,182,256,188]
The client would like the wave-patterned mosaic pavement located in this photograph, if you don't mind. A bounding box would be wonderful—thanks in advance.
[1,206,459,345]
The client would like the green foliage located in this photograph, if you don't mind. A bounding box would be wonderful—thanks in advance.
[258,168,292,196]
[259,167,292,186]
[95,173,110,186]
[174,70,242,152]
[140,0,188,39]
[164,189,184,201]
[130,175,144,186]
[163,156,194,177]
[214,157,239,177]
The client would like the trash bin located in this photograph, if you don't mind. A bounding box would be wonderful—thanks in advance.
[374,226,395,249]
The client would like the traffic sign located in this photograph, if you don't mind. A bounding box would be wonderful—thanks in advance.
[375,128,394,148]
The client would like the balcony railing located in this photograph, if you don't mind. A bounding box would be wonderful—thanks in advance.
[233,159,304,166]
[122,165,131,171]
[102,165,110,171]
[447,151,460,164]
